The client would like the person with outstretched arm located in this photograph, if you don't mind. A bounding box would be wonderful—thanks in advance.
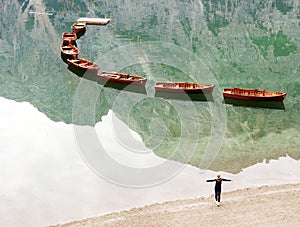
[206,174,231,206]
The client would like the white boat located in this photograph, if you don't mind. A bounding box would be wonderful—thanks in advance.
[76,17,111,25]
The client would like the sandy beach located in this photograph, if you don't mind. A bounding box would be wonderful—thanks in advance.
[54,183,300,227]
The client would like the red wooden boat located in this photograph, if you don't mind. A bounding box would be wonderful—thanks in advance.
[223,88,287,102]
[60,44,79,58]
[71,22,86,33]
[62,32,77,44]
[67,58,99,74]
[155,82,215,94]
[97,72,147,86]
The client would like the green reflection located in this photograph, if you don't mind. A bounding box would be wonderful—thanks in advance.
[252,31,297,58]
[0,0,299,173]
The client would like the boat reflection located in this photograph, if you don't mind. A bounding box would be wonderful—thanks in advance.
[98,80,147,94]
[224,98,285,110]
[74,28,86,39]
[60,52,69,64]
[66,65,100,82]
[155,92,214,102]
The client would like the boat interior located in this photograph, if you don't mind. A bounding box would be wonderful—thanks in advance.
[63,33,76,37]
[227,88,284,97]
[156,82,210,89]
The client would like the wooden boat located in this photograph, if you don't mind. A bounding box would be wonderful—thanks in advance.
[60,44,79,58]
[62,32,77,44]
[76,17,111,25]
[71,22,86,33]
[223,88,287,102]
[155,82,215,94]
[97,72,147,86]
[67,58,99,75]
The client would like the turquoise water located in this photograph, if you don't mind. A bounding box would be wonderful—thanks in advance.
[0,0,299,173]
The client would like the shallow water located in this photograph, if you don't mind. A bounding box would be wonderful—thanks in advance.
[0,1,299,174]
[0,97,299,226]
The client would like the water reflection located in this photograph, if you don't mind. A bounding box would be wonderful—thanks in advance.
[155,92,214,102]
[60,52,69,64]
[224,98,286,110]
[99,80,147,94]
[66,65,99,82]
[0,0,299,173]
[75,29,86,39]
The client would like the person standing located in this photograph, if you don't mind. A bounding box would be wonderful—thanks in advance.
[206,174,231,206]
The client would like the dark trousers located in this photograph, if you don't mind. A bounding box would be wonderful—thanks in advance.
[215,190,221,202]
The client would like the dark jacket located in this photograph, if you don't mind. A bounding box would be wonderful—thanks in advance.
[206,178,231,191]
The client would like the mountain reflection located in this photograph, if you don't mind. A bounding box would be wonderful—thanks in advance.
[0,0,299,173]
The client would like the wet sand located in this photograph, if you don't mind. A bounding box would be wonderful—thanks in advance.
[54,183,300,227]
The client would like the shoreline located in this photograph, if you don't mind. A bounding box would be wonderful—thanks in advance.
[53,183,300,226]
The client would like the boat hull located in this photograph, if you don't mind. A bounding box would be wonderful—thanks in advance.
[223,88,286,102]
[154,82,214,101]
[155,82,215,94]
[67,58,98,75]
[76,17,111,25]
[71,22,86,33]
[97,72,147,87]
[60,45,79,58]
[62,32,77,44]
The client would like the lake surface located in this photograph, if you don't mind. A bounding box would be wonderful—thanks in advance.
[1,0,299,174]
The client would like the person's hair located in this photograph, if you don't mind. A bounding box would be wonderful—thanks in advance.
[217,174,221,178]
